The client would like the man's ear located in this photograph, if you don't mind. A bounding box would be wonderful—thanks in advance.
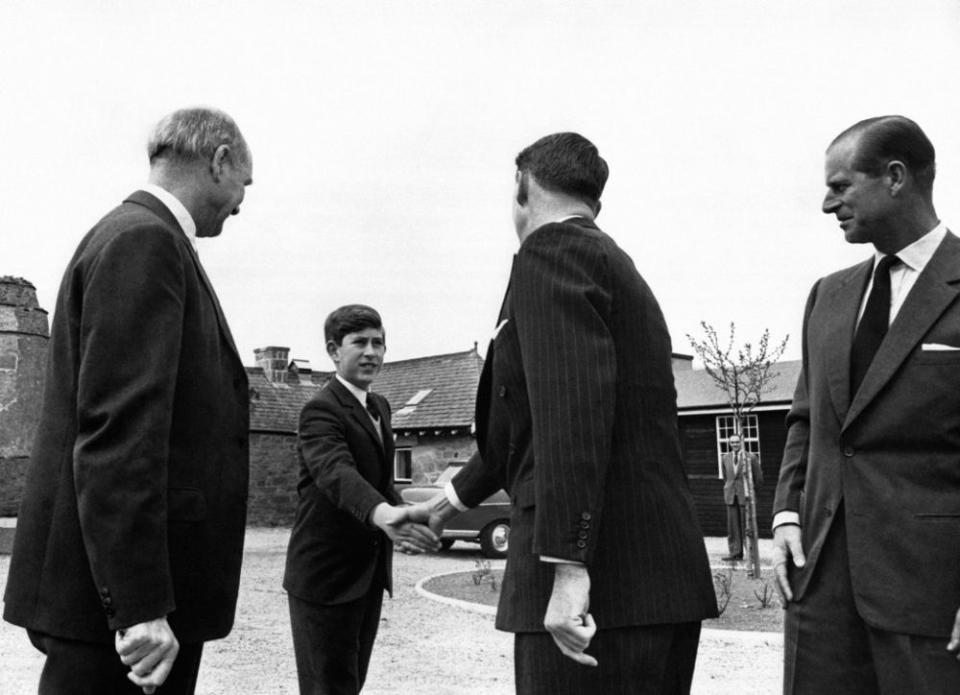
[210,144,231,182]
[886,160,907,196]
[326,339,340,361]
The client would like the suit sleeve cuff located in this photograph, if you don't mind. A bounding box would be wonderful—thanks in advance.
[444,482,469,512]
[772,511,800,530]
[539,556,585,565]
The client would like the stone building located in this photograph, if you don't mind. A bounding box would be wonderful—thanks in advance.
[0,278,49,517]
[244,346,484,526]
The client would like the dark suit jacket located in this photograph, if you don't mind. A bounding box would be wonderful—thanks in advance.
[283,378,399,605]
[721,450,762,506]
[3,191,249,644]
[453,217,717,633]
[774,231,960,637]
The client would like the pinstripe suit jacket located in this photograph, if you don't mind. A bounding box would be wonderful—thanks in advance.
[453,217,717,633]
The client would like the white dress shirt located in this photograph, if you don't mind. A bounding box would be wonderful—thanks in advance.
[335,374,380,434]
[142,183,198,253]
[856,222,947,327]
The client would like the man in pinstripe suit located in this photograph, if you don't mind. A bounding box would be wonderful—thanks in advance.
[427,133,717,694]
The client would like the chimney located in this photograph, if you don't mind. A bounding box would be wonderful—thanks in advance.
[254,346,290,383]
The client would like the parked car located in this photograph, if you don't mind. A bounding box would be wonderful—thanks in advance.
[399,462,511,558]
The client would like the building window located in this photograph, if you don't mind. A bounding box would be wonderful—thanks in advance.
[715,414,760,477]
[394,448,413,483]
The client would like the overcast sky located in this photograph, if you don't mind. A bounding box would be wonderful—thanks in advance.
[3,0,959,369]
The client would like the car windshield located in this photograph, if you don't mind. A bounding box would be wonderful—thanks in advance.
[433,465,465,485]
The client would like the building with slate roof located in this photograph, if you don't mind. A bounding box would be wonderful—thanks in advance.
[244,346,483,525]
[0,288,801,537]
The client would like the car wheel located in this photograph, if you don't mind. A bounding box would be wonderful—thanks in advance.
[440,538,455,551]
[479,520,509,559]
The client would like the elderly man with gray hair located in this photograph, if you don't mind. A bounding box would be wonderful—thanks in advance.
[3,106,253,694]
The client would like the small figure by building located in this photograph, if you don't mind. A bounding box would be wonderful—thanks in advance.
[720,433,762,561]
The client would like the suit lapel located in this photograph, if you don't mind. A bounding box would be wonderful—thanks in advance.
[844,232,960,430]
[330,378,386,456]
[124,190,242,362]
[823,260,873,421]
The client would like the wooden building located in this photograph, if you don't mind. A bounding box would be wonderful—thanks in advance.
[672,356,801,538]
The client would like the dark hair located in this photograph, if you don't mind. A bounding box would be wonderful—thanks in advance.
[324,305,383,345]
[831,115,936,192]
[515,132,609,210]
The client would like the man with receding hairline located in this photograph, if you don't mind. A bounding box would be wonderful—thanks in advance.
[774,115,960,693]
[3,106,253,694]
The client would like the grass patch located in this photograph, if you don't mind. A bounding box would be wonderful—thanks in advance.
[422,566,784,633]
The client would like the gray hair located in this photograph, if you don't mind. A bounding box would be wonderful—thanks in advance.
[147,107,249,166]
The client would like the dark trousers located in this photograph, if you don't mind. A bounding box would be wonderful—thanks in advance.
[27,630,203,695]
[726,501,746,556]
[514,621,701,695]
[784,514,960,694]
[288,584,384,695]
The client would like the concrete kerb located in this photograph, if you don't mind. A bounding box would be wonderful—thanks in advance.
[415,568,784,645]
[415,569,497,617]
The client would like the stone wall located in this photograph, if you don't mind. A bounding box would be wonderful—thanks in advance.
[0,277,49,517]
[247,431,300,526]
[395,432,477,484]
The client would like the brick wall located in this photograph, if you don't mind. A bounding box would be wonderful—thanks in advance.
[247,432,299,526]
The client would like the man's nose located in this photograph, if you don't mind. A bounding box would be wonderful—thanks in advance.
[822,193,839,214]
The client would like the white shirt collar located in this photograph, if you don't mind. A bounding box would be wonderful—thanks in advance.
[874,221,946,273]
[143,184,198,252]
[335,374,369,406]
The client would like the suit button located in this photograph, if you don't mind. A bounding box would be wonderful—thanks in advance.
[580,520,590,529]
[498,386,507,397]
[577,531,588,540]
[102,597,113,607]
[825,508,833,516]
[105,607,115,618]
[576,540,587,549]
[842,446,854,457]
[581,512,592,521]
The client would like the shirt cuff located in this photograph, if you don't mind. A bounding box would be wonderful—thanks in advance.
[540,556,585,565]
[444,482,469,512]
[772,511,801,530]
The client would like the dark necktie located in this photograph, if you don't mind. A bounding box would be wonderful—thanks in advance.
[364,398,383,444]
[850,254,901,395]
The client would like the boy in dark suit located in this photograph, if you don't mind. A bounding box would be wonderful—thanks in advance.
[283,305,438,695]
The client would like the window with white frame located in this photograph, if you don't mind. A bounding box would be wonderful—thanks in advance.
[394,448,413,483]
[715,414,760,477]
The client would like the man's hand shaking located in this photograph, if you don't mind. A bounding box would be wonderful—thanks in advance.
[371,503,440,554]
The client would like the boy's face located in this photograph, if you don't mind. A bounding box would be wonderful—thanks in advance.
[327,327,386,390]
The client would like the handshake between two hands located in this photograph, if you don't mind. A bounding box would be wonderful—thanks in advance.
[371,495,452,555]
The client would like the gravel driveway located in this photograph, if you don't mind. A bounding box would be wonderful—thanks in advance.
[0,529,782,694]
